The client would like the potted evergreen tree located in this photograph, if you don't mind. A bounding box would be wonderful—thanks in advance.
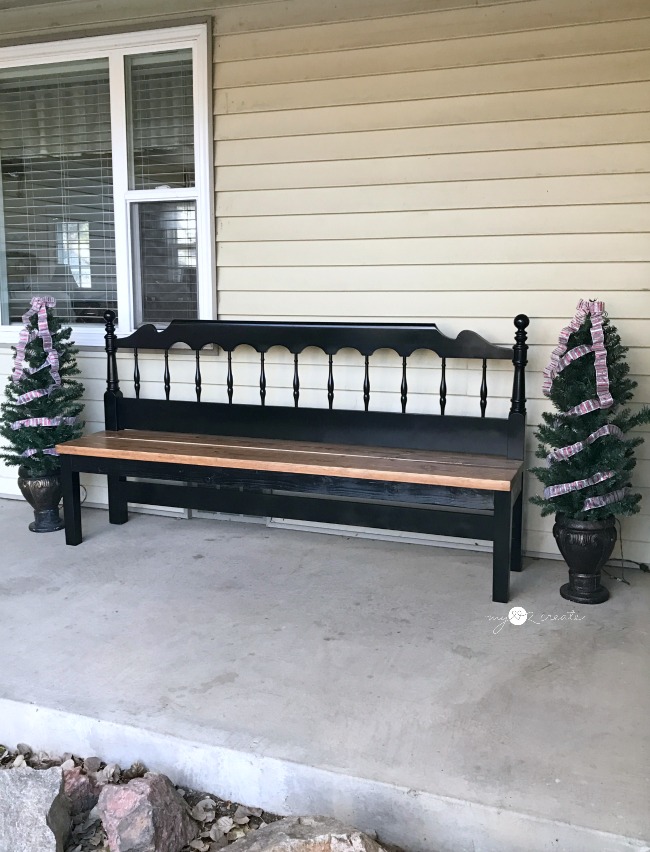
[1,296,84,531]
[531,299,650,604]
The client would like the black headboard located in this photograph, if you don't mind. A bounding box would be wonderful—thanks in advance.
[103,313,529,459]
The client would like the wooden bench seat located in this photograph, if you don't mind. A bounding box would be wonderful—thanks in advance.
[58,430,523,491]
[57,312,530,603]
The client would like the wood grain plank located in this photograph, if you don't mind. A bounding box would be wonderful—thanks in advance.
[56,430,522,490]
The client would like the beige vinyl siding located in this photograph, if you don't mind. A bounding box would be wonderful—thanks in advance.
[0,0,648,563]
[211,0,650,562]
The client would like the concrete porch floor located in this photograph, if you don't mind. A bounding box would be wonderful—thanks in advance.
[0,497,648,852]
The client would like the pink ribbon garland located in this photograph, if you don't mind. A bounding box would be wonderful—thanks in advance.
[583,488,629,512]
[21,447,60,458]
[543,470,615,500]
[15,387,55,405]
[12,296,60,385]
[10,416,77,431]
[10,296,74,460]
[543,299,623,512]
[547,424,624,463]
[22,350,62,386]
[555,344,592,372]
[543,299,613,410]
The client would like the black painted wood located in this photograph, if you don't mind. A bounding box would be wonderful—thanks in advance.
[227,351,234,404]
[327,355,334,410]
[440,358,447,415]
[480,359,488,418]
[401,356,408,414]
[107,475,128,525]
[133,349,141,400]
[62,450,496,541]
[122,479,494,541]
[60,455,81,546]
[195,350,202,402]
[363,356,370,412]
[493,490,514,603]
[103,311,122,431]
[117,398,515,456]
[164,350,170,401]
[293,354,300,408]
[260,352,266,406]
[511,314,530,416]
[105,311,119,393]
[116,317,515,360]
[64,454,494,510]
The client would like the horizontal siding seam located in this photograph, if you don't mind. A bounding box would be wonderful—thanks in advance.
[214,8,650,53]
[214,80,650,118]
[213,141,650,167]
[213,45,650,89]
[215,0,534,38]
[215,114,650,143]
[214,233,650,242]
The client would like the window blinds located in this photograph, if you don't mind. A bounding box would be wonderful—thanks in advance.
[127,49,195,191]
[132,200,197,325]
[0,59,116,324]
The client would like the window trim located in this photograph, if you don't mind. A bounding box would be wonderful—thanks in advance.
[0,23,215,346]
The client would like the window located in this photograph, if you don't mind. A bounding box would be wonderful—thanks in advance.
[0,25,214,343]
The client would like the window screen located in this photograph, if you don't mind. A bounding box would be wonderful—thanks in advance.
[0,59,116,324]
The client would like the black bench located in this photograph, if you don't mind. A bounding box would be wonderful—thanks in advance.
[57,311,529,603]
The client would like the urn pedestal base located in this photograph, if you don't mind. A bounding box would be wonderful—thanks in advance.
[553,514,615,605]
[17,468,65,533]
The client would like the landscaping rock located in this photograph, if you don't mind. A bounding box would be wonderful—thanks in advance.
[225,816,389,852]
[84,756,103,774]
[97,772,199,852]
[63,766,104,815]
[0,765,70,852]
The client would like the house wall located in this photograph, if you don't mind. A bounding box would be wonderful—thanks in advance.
[1,0,648,561]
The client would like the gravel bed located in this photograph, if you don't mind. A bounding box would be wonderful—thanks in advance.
[0,743,281,852]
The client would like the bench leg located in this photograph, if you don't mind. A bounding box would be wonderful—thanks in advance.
[60,457,82,545]
[493,490,513,603]
[107,475,128,525]
[511,488,523,573]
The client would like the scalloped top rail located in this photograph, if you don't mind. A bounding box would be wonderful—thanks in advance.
[109,314,527,361]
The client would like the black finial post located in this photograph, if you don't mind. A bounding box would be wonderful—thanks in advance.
[510,314,529,415]
[104,309,123,431]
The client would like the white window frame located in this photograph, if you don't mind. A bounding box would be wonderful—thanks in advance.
[0,24,215,346]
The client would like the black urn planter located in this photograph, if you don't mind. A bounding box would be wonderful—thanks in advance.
[553,514,616,604]
[17,466,65,533]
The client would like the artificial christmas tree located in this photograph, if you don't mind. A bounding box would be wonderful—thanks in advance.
[531,299,650,603]
[1,296,84,531]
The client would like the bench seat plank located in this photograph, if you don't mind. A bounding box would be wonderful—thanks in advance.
[57,429,522,491]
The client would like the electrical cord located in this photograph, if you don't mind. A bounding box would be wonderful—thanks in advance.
[601,518,650,585]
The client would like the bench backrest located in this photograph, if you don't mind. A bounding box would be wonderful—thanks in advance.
[103,313,529,460]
